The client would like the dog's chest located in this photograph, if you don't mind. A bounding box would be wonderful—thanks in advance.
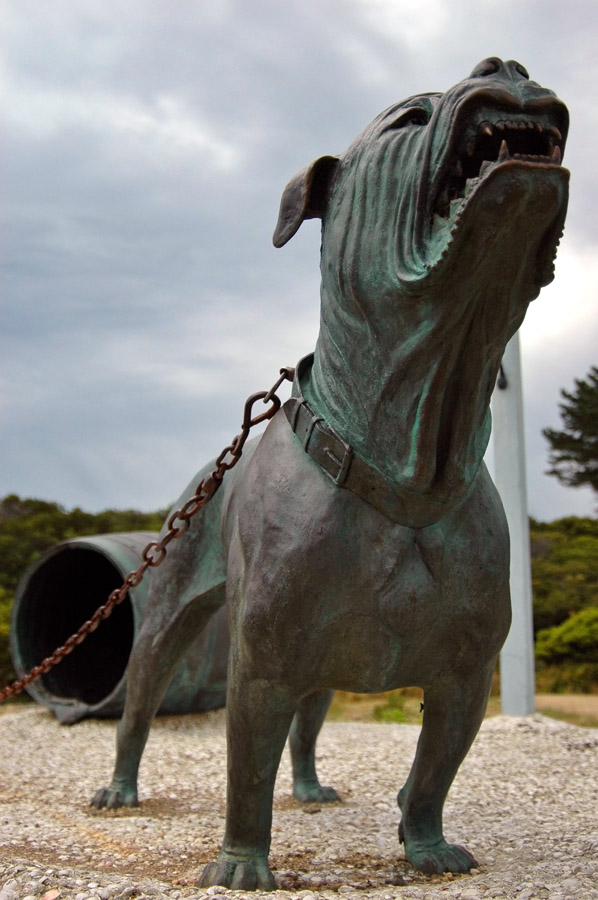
[231,415,508,692]
[320,525,451,685]
[238,501,465,691]
[352,521,446,611]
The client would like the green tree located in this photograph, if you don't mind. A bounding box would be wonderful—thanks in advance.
[543,365,598,497]
[530,517,598,633]
[535,607,598,663]
[0,586,14,686]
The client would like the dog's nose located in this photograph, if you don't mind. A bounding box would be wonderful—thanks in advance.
[469,57,529,82]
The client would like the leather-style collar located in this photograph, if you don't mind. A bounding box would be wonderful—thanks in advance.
[283,355,452,528]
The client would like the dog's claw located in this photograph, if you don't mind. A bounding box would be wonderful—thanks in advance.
[405,838,478,875]
[293,779,341,804]
[199,854,276,891]
[90,786,138,809]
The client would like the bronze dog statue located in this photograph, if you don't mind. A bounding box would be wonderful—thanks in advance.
[93,58,569,889]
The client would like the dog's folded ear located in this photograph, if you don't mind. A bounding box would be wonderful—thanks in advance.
[273,155,339,248]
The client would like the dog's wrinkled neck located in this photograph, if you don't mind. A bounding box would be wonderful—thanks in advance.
[301,202,554,521]
[302,280,499,518]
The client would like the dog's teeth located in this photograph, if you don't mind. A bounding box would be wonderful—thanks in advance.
[551,145,562,164]
[479,160,493,176]
[548,125,562,141]
[464,177,478,198]
[480,122,493,137]
[498,139,510,161]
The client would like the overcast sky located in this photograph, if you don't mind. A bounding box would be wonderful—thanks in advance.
[2,0,597,522]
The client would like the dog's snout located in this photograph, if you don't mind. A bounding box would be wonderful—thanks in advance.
[470,57,529,82]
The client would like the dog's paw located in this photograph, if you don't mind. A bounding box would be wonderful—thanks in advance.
[90,786,138,810]
[293,778,341,804]
[405,838,477,875]
[199,853,276,891]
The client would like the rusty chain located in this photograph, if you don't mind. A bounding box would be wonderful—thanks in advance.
[0,367,295,703]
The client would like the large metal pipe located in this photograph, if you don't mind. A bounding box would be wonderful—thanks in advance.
[10,533,228,724]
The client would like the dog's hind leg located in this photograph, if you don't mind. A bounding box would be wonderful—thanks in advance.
[91,469,228,810]
[396,660,495,874]
[91,584,224,810]
[290,689,341,802]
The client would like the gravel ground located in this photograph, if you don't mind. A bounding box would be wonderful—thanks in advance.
[1,706,597,900]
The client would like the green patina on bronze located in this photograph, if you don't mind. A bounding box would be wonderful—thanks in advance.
[92,59,569,889]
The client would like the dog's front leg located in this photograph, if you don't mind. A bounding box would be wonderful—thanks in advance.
[199,668,296,891]
[397,659,496,874]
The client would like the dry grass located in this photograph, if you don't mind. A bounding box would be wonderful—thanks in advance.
[328,688,598,728]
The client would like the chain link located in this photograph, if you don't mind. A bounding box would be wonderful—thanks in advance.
[0,367,295,703]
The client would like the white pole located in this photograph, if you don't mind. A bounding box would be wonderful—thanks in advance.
[492,333,536,716]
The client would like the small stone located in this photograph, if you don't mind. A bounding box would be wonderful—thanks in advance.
[206,888,227,896]
[98,888,118,900]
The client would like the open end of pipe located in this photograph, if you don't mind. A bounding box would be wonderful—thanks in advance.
[16,547,134,705]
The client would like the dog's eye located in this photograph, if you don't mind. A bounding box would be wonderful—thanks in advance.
[382,107,430,132]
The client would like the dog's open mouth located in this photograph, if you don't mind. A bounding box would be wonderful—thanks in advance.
[434,104,568,223]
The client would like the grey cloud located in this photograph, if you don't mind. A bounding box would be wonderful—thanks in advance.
[2,0,597,520]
